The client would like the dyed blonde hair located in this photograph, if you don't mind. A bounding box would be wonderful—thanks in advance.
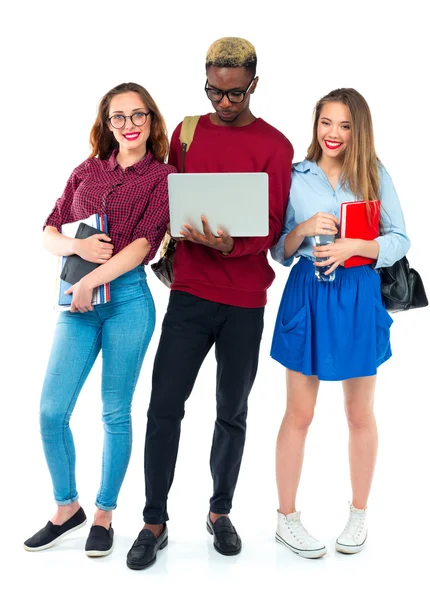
[206,37,257,75]
[307,88,380,205]
[89,82,169,163]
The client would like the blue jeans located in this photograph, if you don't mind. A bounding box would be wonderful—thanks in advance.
[40,266,155,511]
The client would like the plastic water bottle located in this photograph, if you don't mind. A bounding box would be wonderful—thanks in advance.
[314,233,335,282]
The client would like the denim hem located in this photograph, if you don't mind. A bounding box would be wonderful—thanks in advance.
[56,495,79,506]
[95,501,117,511]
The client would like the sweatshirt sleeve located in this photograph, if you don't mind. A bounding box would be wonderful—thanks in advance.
[222,138,294,258]
[270,198,297,267]
[374,165,411,268]
[168,122,182,172]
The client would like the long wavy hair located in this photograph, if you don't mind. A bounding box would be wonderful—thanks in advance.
[306,88,380,206]
[89,82,169,163]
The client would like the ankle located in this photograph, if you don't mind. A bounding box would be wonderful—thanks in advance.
[93,509,112,529]
[350,501,367,512]
[209,512,228,524]
[144,523,163,538]
[278,506,296,517]
[51,501,81,526]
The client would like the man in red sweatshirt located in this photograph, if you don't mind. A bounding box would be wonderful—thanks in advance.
[127,37,294,570]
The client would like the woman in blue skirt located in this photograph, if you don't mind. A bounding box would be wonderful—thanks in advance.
[271,88,410,558]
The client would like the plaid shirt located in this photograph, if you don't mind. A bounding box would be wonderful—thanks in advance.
[44,149,176,263]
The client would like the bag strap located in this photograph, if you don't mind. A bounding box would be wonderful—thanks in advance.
[179,115,200,173]
[158,116,200,259]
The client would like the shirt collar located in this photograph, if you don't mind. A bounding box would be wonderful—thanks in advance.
[293,159,318,174]
[106,148,154,173]
[107,148,119,171]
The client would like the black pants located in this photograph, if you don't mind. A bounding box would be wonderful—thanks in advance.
[143,291,264,524]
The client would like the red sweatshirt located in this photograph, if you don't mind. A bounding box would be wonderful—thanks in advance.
[168,113,293,308]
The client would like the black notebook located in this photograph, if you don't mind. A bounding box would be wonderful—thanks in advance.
[60,222,106,285]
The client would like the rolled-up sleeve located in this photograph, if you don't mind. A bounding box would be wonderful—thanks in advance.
[375,166,411,268]
[131,170,175,263]
[270,200,297,267]
[43,162,87,231]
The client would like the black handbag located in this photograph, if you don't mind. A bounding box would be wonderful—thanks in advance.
[151,116,200,288]
[380,256,428,312]
[151,235,177,288]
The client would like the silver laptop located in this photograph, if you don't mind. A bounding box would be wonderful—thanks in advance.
[168,172,269,237]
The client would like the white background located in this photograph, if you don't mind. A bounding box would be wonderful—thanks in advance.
[1,1,429,598]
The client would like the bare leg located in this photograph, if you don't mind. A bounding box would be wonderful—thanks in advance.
[51,500,81,525]
[342,375,378,509]
[93,509,112,529]
[277,370,319,515]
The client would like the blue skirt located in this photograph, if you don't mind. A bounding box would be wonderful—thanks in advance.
[271,257,393,381]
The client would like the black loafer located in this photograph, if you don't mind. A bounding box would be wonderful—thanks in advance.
[206,514,242,555]
[126,524,168,570]
[24,507,87,552]
[85,524,114,557]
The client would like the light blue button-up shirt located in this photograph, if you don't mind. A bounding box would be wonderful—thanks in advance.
[271,159,411,268]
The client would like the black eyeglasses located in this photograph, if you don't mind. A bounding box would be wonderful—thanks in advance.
[108,111,151,129]
[204,78,256,104]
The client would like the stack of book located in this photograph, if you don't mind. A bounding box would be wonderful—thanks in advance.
[55,213,110,311]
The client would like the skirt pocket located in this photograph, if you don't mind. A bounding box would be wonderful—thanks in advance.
[374,301,393,361]
[276,305,307,365]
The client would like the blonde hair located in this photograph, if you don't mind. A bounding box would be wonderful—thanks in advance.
[206,37,257,75]
[307,88,380,204]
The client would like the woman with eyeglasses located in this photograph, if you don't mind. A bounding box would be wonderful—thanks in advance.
[270,88,410,558]
[24,82,176,557]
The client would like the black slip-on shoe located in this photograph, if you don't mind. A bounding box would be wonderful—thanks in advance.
[126,524,168,570]
[206,514,242,556]
[24,507,87,552]
[85,524,114,557]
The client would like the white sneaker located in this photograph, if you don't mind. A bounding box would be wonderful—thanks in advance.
[276,510,327,558]
[335,502,367,554]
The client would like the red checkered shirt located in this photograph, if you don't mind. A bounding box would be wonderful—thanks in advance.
[44,149,176,263]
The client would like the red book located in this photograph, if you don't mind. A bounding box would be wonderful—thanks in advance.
[340,200,380,267]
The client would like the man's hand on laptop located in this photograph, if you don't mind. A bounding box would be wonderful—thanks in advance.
[180,216,234,254]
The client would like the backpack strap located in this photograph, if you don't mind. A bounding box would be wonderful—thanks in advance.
[159,116,201,259]
[179,115,200,173]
